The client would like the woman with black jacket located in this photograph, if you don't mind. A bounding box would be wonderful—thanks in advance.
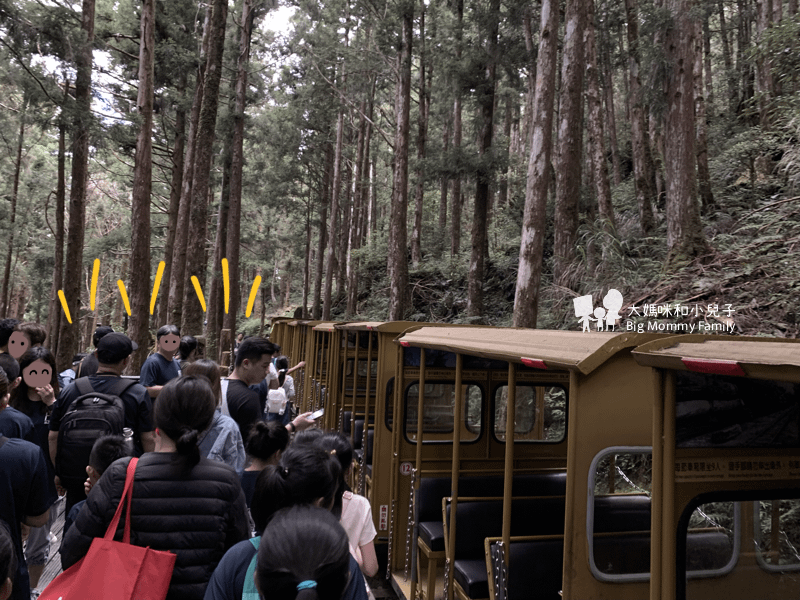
[61,376,250,600]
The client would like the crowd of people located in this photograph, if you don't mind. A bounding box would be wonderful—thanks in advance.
[0,319,376,600]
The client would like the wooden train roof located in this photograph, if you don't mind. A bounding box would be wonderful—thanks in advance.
[335,321,452,334]
[395,327,659,375]
[312,322,341,332]
[632,334,800,381]
[334,321,385,331]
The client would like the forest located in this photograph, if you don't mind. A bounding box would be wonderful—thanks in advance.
[0,0,798,371]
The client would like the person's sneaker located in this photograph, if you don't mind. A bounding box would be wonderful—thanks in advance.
[30,589,41,600]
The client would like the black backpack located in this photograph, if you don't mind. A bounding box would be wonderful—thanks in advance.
[56,377,136,489]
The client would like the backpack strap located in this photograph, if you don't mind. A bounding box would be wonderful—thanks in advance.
[75,377,95,397]
[103,377,138,398]
[242,536,261,600]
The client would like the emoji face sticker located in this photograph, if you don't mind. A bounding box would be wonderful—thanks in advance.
[23,359,52,389]
[8,331,29,359]
[159,334,180,355]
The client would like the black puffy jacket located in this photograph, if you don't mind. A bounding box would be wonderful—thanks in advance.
[61,453,250,600]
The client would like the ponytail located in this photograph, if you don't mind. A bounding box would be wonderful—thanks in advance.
[275,356,289,388]
[250,445,341,535]
[154,376,215,467]
[175,428,201,466]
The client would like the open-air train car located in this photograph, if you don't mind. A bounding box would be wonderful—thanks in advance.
[632,335,800,600]
[388,327,663,600]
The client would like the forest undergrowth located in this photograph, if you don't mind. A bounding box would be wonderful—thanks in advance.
[298,174,799,338]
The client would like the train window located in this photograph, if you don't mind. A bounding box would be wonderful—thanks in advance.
[493,384,566,442]
[357,360,378,378]
[343,359,377,378]
[754,499,800,572]
[588,447,652,582]
[676,497,750,600]
[675,371,800,448]
[404,382,482,443]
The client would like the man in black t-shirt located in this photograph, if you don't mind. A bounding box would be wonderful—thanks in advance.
[225,338,316,440]
[48,333,154,513]
[0,435,57,600]
[225,337,274,439]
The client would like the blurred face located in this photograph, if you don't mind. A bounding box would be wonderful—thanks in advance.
[8,331,29,359]
[23,359,51,389]
[159,334,180,355]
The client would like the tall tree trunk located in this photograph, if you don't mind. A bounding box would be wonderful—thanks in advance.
[208,173,229,361]
[498,91,513,208]
[601,18,622,185]
[312,144,334,320]
[387,2,413,321]
[702,11,715,112]
[47,79,69,359]
[167,5,211,326]
[756,0,774,126]
[323,106,345,320]
[302,198,311,318]
[336,161,352,303]
[737,0,754,113]
[513,0,558,328]
[553,0,586,287]
[665,0,706,258]
[158,73,187,327]
[208,118,233,361]
[467,0,500,317]
[625,0,656,234]
[522,6,536,157]
[585,0,615,232]
[718,0,737,114]
[127,0,156,372]
[57,0,94,370]
[410,1,428,265]
[695,20,715,213]
[450,0,463,257]
[436,121,449,259]
[2,94,27,315]
[182,0,228,335]
[223,0,263,349]
[312,147,332,320]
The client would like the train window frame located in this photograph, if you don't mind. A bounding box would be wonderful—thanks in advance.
[491,382,567,444]
[402,380,483,445]
[753,497,800,573]
[587,446,653,583]
[676,490,782,600]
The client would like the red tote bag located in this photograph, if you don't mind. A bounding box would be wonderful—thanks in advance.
[40,458,176,600]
